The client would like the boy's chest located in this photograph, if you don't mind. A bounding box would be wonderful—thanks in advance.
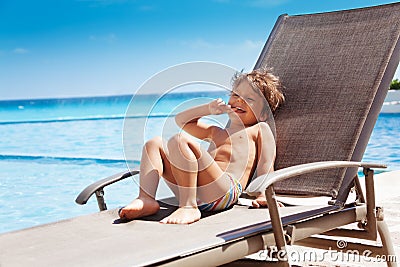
[210,128,256,151]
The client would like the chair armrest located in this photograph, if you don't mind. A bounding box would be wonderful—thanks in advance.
[75,170,139,205]
[245,161,386,194]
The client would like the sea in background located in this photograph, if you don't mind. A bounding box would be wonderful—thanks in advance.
[0,92,399,234]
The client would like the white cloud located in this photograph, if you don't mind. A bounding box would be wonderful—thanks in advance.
[13,48,29,54]
[241,40,264,50]
[177,38,263,52]
[89,33,117,43]
[180,39,224,49]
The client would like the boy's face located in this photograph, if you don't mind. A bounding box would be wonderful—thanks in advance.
[228,80,267,126]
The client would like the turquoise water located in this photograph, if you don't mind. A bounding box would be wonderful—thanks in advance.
[0,92,227,234]
[0,92,399,234]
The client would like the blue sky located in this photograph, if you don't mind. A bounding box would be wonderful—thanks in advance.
[1,0,399,100]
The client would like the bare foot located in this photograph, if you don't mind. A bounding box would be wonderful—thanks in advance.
[252,196,285,208]
[119,197,160,220]
[160,206,201,224]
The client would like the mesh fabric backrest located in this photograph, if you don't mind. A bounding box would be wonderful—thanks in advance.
[255,3,400,197]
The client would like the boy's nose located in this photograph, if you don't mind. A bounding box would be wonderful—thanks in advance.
[235,97,245,103]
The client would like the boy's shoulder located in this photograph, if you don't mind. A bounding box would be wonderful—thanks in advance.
[250,121,271,131]
[255,121,270,127]
[250,121,274,139]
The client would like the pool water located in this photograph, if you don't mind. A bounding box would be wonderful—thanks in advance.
[0,93,399,234]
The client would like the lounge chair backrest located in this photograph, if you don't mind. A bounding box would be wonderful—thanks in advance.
[254,3,400,198]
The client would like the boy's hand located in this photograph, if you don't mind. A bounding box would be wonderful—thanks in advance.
[208,98,232,115]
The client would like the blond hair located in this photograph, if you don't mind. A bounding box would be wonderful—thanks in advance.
[232,68,285,114]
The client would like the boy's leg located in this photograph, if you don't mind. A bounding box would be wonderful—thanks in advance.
[160,134,201,224]
[160,134,232,224]
[119,137,176,220]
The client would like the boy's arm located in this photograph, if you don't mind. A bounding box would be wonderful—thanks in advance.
[175,98,232,140]
[252,122,277,208]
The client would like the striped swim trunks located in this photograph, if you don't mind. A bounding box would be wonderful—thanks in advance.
[197,175,243,212]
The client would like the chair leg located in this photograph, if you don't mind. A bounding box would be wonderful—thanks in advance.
[265,186,290,267]
[377,220,398,267]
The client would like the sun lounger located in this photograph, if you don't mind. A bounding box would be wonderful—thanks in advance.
[1,3,399,267]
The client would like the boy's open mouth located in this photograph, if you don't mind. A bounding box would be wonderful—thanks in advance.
[233,106,246,113]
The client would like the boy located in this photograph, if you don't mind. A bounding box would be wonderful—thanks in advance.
[119,69,285,224]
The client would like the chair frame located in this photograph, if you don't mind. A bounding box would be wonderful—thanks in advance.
[75,162,397,266]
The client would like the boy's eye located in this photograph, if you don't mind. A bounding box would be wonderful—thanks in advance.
[229,93,255,103]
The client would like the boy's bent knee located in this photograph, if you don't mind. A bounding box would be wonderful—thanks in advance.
[168,133,202,159]
[167,133,186,148]
[145,136,164,149]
